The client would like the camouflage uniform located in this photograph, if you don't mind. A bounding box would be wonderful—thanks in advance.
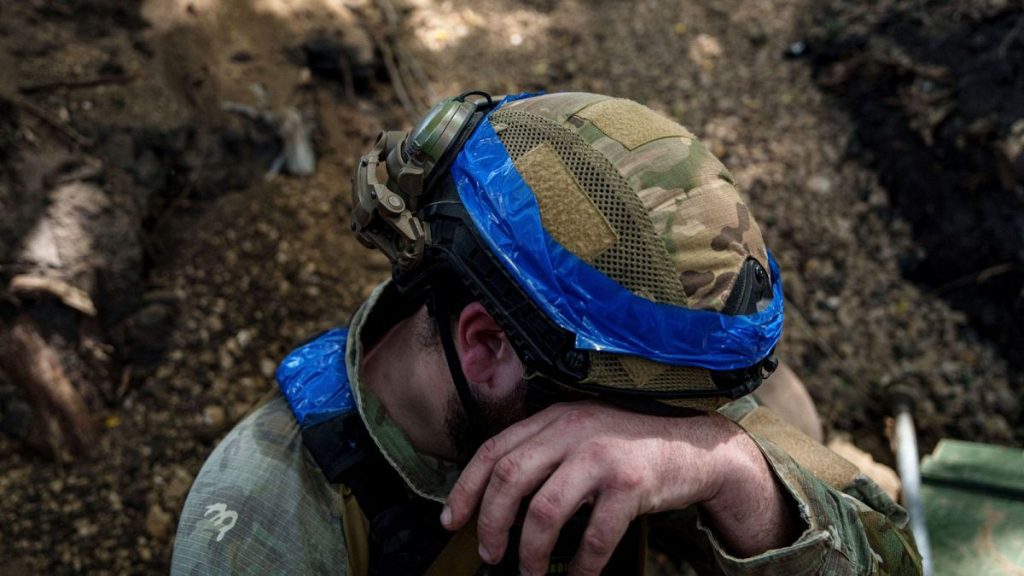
[173,284,921,576]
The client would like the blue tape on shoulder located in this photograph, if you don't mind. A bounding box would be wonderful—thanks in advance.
[275,328,354,428]
[450,100,784,371]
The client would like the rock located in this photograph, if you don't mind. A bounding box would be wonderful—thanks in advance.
[144,504,172,539]
[75,517,98,538]
[280,108,315,177]
[688,34,723,71]
[106,491,123,512]
[232,401,252,420]
[218,349,235,370]
[207,314,224,334]
[163,466,193,510]
[202,405,226,430]
[235,329,254,349]
[259,357,277,378]
[807,174,833,195]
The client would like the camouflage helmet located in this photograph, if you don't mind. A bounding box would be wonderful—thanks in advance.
[352,91,783,413]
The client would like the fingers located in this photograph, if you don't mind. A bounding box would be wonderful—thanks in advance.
[444,404,569,530]
[475,440,565,563]
[516,462,600,576]
[568,495,633,576]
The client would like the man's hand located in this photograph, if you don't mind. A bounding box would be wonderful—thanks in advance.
[441,401,801,576]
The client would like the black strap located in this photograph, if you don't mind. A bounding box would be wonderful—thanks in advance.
[428,289,479,418]
[303,412,453,575]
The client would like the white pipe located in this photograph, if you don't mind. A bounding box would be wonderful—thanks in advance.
[895,407,933,576]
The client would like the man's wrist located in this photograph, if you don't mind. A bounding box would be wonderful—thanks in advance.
[700,421,802,557]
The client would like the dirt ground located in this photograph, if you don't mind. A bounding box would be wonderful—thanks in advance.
[0,0,1021,573]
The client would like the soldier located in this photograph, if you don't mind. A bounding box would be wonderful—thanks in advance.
[172,92,921,575]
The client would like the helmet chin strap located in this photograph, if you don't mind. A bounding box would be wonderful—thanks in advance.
[427,289,480,421]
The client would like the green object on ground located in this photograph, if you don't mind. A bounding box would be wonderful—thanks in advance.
[922,439,1024,576]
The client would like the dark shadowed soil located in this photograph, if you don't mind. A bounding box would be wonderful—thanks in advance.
[0,0,1021,573]
[808,0,1024,370]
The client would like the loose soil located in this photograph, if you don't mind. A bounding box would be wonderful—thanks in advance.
[0,0,1020,573]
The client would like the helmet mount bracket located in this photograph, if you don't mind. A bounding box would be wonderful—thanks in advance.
[351,92,495,271]
[352,131,429,269]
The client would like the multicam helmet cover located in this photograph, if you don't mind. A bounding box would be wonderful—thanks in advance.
[352,92,783,411]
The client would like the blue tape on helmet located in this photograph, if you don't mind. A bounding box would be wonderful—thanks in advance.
[276,328,354,428]
[450,99,784,371]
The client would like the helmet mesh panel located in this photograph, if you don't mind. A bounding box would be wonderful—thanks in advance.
[490,109,717,395]
[657,396,725,412]
[490,109,685,305]
[585,352,715,394]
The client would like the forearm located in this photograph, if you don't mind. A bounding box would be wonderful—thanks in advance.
[699,419,803,556]
[694,426,922,575]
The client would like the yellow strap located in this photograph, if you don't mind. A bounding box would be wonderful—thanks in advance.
[339,485,370,576]
[424,522,483,576]
[423,517,648,576]
[738,406,860,490]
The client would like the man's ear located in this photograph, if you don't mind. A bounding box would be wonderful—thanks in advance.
[455,302,523,397]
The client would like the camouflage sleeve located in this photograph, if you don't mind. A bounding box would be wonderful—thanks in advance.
[693,434,922,575]
[171,395,350,575]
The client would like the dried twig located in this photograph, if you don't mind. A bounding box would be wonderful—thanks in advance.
[5,95,94,148]
[398,45,436,104]
[378,0,434,106]
[378,40,419,120]
[0,315,97,458]
[9,275,97,316]
[372,0,432,118]
[17,73,141,95]
[926,262,1019,297]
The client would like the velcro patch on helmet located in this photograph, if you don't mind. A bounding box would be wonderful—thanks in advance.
[575,99,695,151]
[515,142,618,262]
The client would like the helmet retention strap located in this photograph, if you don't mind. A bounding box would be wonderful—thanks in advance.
[427,289,480,420]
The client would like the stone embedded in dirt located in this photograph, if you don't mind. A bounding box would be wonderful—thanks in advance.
[688,34,724,71]
[806,174,832,195]
[162,466,194,511]
[280,108,315,177]
[201,405,226,430]
[259,357,277,378]
[75,517,98,538]
[235,329,254,349]
[207,314,224,334]
[144,504,172,539]
[107,490,123,512]
[232,402,252,420]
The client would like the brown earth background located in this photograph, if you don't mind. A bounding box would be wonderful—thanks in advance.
[1,0,1022,573]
